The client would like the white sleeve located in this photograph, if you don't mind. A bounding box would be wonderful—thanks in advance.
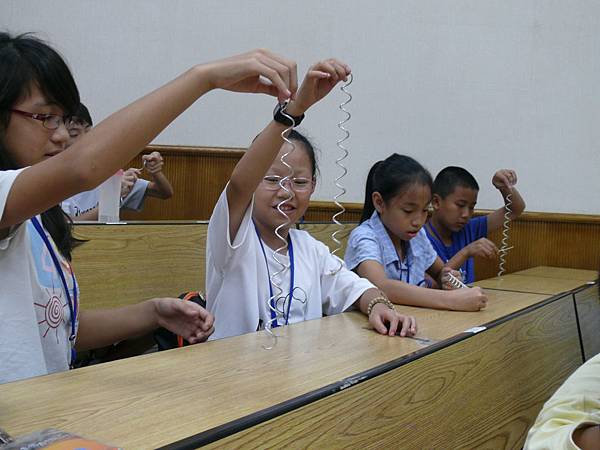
[60,199,75,216]
[207,186,255,272]
[317,239,376,315]
[121,179,150,211]
[0,168,26,223]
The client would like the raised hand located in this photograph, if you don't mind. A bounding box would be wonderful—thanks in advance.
[120,168,139,198]
[142,151,164,174]
[287,58,351,115]
[201,49,297,103]
[492,169,517,191]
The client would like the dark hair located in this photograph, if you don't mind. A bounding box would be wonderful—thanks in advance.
[252,128,319,179]
[360,154,433,223]
[288,129,318,179]
[433,166,479,199]
[74,102,92,126]
[0,32,80,260]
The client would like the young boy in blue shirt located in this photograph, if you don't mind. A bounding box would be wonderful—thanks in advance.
[425,167,526,283]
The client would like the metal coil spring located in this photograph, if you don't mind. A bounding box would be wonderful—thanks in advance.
[263,103,296,349]
[330,73,353,275]
[497,192,513,278]
[445,271,468,289]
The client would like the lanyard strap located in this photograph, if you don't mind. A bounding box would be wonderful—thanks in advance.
[30,217,78,361]
[394,243,411,284]
[253,223,295,328]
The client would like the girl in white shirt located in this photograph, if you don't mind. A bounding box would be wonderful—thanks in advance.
[206,59,417,340]
[0,32,300,383]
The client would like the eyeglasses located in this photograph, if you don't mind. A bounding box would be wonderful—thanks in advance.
[262,175,313,192]
[10,109,72,131]
[67,116,90,130]
[66,116,91,137]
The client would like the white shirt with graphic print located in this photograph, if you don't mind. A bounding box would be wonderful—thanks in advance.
[206,187,375,340]
[0,168,78,384]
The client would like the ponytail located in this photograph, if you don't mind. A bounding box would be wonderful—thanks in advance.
[360,160,383,223]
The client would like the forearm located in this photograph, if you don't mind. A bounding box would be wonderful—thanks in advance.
[68,66,212,192]
[380,278,451,310]
[3,67,214,229]
[446,249,469,272]
[147,173,174,199]
[354,288,382,315]
[75,300,159,351]
[500,186,525,218]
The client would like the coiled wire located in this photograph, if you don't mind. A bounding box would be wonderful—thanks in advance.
[264,102,296,349]
[445,271,468,289]
[330,73,353,274]
[497,192,513,277]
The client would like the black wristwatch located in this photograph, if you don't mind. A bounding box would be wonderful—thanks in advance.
[273,102,304,127]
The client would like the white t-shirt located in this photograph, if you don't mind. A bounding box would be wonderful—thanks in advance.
[206,188,375,340]
[524,353,600,450]
[61,179,150,217]
[0,169,79,384]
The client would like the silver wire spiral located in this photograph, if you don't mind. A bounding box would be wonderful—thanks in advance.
[445,271,468,289]
[264,102,296,349]
[329,73,353,275]
[497,192,513,278]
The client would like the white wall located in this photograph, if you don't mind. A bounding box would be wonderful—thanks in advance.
[3,0,600,213]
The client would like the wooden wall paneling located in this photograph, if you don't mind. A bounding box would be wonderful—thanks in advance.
[574,283,600,360]
[208,295,582,450]
[72,223,207,310]
[302,201,363,222]
[120,145,244,221]
[475,213,600,280]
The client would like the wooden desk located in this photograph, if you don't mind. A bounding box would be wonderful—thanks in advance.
[0,268,591,449]
[514,266,597,281]
[210,294,581,450]
[473,272,592,295]
[574,283,600,360]
[72,222,207,310]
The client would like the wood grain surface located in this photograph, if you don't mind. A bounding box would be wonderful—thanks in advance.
[72,223,207,309]
[574,283,600,360]
[209,295,582,450]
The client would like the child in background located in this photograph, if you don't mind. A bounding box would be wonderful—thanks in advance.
[425,167,525,283]
[524,352,600,450]
[206,60,417,340]
[0,32,298,383]
[345,154,488,312]
[61,103,174,220]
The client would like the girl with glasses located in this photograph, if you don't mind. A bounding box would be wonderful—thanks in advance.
[0,31,300,383]
[206,60,417,340]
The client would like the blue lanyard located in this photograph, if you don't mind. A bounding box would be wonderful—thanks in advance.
[253,223,294,328]
[393,242,411,284]
[30,217,78,364]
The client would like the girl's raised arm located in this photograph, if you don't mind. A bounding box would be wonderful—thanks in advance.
[1,49,296,230]
[226,59,351,241]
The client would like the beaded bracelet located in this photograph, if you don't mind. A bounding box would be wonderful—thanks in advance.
[367,294,395,316]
